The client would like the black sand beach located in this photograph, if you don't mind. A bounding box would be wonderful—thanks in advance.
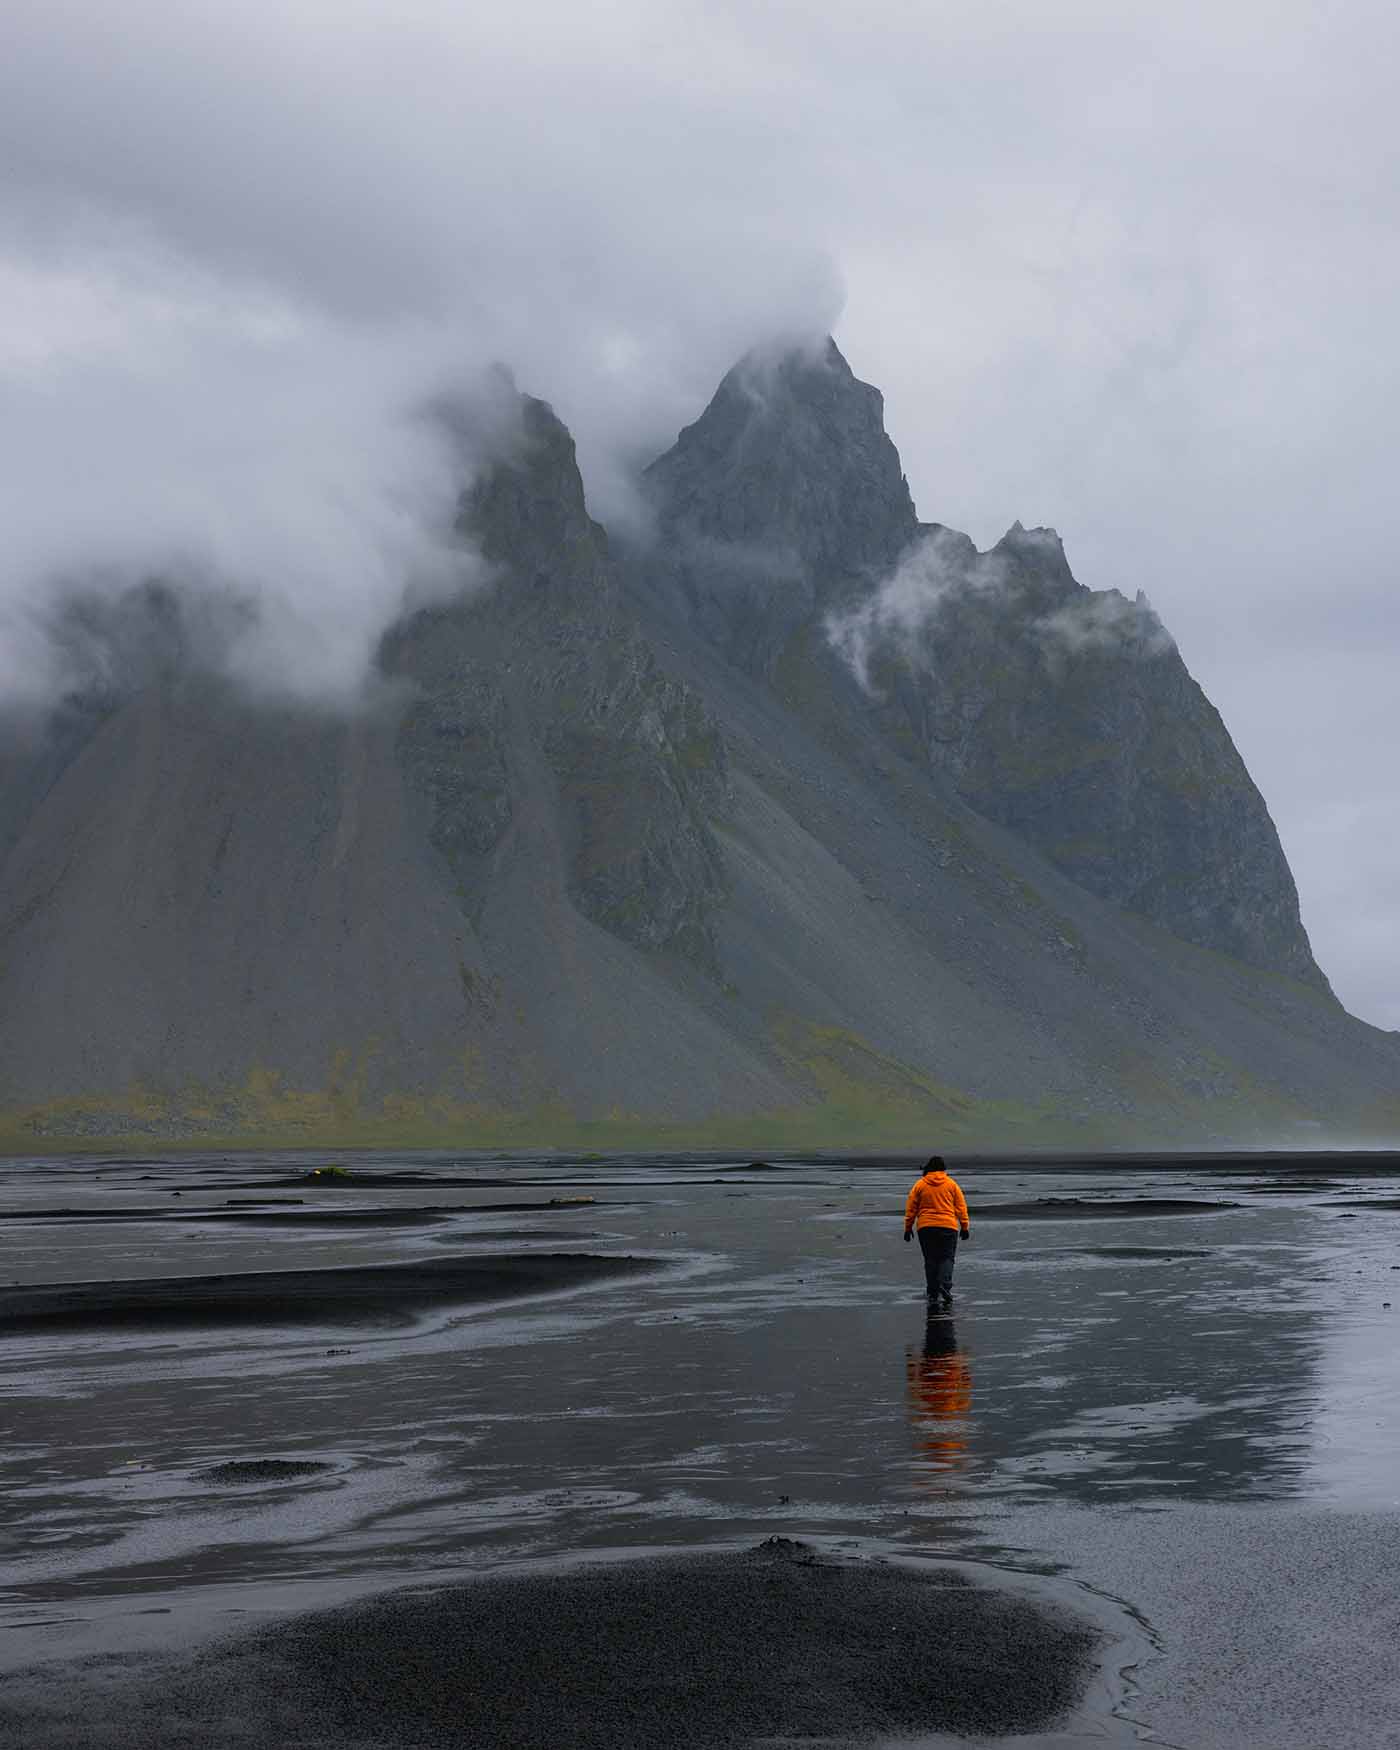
[2,1196,615,1224]
[0,1541,1101,1748]
[4,1149,1400,1748]
[0,1253,662,1331]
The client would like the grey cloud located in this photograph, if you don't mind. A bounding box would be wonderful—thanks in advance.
[0,1,843,703]
[0,289,490,703]
[1037,589,1175,663]
[826,528,1001,691]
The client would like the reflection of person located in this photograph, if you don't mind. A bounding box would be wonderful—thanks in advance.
[907,1319,973,1471]
[902,1155,970,1308]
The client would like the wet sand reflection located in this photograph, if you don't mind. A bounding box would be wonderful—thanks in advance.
[906,1315,974,1479]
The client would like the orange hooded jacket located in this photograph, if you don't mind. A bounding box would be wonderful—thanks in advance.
[904,1169,969,1235]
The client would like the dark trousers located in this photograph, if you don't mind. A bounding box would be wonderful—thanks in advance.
[917,1226,958,1299]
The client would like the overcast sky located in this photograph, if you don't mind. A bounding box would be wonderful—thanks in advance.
[1,0,1396,1027]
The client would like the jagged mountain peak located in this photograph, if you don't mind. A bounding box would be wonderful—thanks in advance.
[643,334,917,583]
[985,519,1080,602]
[455,391,606,582]
[635,336,918,671]
[995,519,1064,553]
[703,333,870,422]
[636,346,1330,993]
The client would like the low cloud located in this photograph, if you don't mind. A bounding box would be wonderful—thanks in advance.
[0,2,842,707]
[1038,588,1175,662]
[0,259,507,705]
[826,528,1000,690]
[827,525,1174,692]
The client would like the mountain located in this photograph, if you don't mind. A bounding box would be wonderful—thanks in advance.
[640,340,1324,990]
[641,337,916,668]
[0,341,1396,1149]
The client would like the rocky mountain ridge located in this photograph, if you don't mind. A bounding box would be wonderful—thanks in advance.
[0,340,1394,1148]
[638,340,1326,989]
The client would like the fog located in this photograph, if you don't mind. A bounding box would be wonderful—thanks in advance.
[2,0,1396,1024]
[827,525,1175,691]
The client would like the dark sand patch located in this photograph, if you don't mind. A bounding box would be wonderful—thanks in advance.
[0,1540,1101,1748]
[223,1172,539,1189]
[997,1244,1214,1261]
[2,1198,611,1227]
[0,1253,662,1333]
[194,1208,451,1227]
[852,1197,1237,1220]
[429,1228,605,1243]
[1238,1182,1346,1195]
[452,1197,604,1213]
[194,1458,333,1486]
[1330,1198,1400,1210]
[973,1198,1238,1220]
[0,1204,441,1232]
[1081,1245,1214,1260]
[0,1205,229,1222]
[0,1205,450,1228]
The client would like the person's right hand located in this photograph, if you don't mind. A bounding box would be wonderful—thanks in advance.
[961,1228,970,1240]
[903,1230,912,1243]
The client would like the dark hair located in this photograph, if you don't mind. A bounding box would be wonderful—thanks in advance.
[924,1154,946,1173]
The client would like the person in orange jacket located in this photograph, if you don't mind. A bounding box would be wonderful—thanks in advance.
[903,1155,970,1308]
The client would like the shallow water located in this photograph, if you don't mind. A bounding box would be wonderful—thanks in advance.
[3,1149,1400,1745]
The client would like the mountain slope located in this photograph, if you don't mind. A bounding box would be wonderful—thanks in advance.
[0,398,788,1133]
[0,356,1395,1147]
[640,340,1327,991]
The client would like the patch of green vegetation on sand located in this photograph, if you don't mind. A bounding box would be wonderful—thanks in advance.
[0,1067,1346,1159]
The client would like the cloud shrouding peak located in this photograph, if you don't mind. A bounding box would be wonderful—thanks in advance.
[0,0,844,700]
[2,0,1398,1024]
[827,524,1174,693]
[0,274,501,702]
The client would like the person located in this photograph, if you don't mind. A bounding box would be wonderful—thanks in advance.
[903,1155,970,1308]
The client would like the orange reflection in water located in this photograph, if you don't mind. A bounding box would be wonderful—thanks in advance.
[906,1317,974,1478]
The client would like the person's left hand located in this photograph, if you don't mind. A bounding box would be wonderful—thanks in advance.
[903,1230,912,1243]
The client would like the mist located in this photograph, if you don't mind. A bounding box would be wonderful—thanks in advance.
[0,1,842,702]
[827,525,1175,693]
[2,0,1397,1025]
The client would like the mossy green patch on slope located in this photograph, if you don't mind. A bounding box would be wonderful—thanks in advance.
[0,1020,1359,1156]
[768,1014,974,1122]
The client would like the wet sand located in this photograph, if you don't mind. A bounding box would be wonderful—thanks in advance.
[972,1196,1239,1218]
[2,1197,612,1225]
[1,1204,454,1227]
[853,1195,1238,1220]
[5,1148,1400,1748]
[0,1253,662,1331]
[228,1172,545,1187]
[0,1540,1101,1749]
[195,1458,335,1485]
[996,1243,1215,1261]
